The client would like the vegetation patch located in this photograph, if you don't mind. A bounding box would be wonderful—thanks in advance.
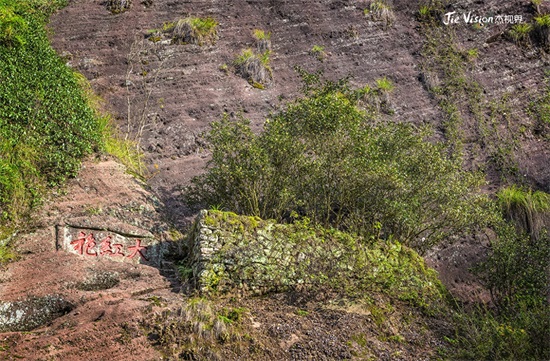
[508,23,533,46]
[186,71,495,252]
[533,14,550,48]
[106,0,131,14]
[364,0,395,29]
[497,185,550,240]
[528,73,550,138]
[234,48,272,88]
[170,17,218,46]
[310,45,326,61]
[145,298,250,360]
[253,29,271,53]
[0,0,103,224]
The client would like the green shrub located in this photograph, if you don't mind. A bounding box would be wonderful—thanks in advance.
[454,221,550,360]
[508,23,533,45]
[479,223,549,308]
[449,303,549,361]
[463,195,549,361]
[186,71,495,252]
[0,0,102,222]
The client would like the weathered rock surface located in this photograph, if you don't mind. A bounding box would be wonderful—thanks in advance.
[48,0,550,222]
[0,295,74,332]
[0,158,179,360]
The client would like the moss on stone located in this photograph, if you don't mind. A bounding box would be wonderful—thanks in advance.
[188,210,448,314]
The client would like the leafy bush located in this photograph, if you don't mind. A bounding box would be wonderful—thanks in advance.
[480,224,549,310]
[449,302,549,361]
[452,221,550,360]
[455,191,550,361]
[186,72,495,252]
[0,0,101,221]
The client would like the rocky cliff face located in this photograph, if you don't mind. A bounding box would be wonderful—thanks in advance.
[47,0,550,307]
[49,0,549,221]
[49,0,441,219]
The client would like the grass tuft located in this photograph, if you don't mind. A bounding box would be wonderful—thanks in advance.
[171,17,218,46]
[234,48,272,88]
[106,0,131,14]
[497,185,550,238]
[508,23,533,45]
[366,0,395,29]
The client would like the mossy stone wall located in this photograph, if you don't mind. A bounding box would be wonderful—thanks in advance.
[188,210,447,313]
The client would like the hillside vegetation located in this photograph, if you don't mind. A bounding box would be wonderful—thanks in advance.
[0,0,103,227]
[187,71,549,360]
[0,0,548,359]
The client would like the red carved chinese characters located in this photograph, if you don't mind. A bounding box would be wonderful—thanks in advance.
[99,235,125,257]
[126,239,148,261]
[70,232,97,256]
[69,232,148,262]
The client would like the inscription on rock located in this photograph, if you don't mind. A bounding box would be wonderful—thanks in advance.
[57,225,160,266]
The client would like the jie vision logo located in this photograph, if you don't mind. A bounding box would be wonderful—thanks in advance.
[443,11,524,26]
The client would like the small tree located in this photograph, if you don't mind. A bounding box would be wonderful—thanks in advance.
[187,72,495,252]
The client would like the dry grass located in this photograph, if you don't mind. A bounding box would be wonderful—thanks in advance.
[146,298,247,360]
